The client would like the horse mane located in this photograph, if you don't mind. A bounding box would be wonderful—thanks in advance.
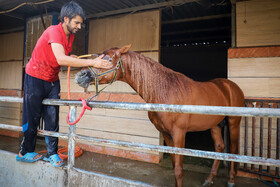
[123,51,190,103]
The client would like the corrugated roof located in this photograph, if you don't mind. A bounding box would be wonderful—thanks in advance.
[0,0,232,46]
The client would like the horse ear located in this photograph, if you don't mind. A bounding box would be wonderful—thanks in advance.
[119,44,132,54]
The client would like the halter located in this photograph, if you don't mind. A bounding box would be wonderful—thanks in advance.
[86,53,124,102]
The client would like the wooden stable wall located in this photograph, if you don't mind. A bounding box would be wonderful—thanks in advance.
[236,0,280,47]
[25,15,54,66]
[0,14,57,137]
[229,0,280,98]
[59,10,162,163]
[228,47,280,98]
[229,0,280,177]
[0,31,24,137]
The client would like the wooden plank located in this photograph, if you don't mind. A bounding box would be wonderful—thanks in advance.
[141,52,159,62]
[0,106,21,119]
[60,126,160,147]
[0,102,21,108]
[236,0,280,47]
[228,57,280,78]
[59,126,160,155]
[0,32,24,61]
[60,106,149,120]
[88,10,160,53]
[229,78,280,97]
[59,112,158,138]
[0,102,22,126]
[0,90,21,97]
[228,47,280,58]
[0,118,21,126]
[59,106,150,121]
[0,61,23,90]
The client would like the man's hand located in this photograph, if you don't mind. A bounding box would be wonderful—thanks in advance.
[51,42,113,68]
[90,55,113,69]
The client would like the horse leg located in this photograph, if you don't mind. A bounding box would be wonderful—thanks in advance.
[203,126,225,186]
[172,130,186,187]
[162,133,175,167]
[227,116,241,187]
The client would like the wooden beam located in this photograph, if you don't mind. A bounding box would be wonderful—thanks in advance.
[87,0,199,19]
[162,26,230,36]
[162,35,230,43]
[0,26,24,34]
[162,13,231,24]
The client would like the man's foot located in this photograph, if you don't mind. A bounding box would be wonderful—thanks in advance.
[16,152,43,163]
[43,154,64,167]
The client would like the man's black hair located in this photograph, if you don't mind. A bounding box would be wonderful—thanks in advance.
[60,1,86,23]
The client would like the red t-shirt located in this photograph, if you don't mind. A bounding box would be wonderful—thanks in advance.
[26,23,74,82]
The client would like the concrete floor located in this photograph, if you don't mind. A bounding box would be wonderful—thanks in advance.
[0,135,270,187]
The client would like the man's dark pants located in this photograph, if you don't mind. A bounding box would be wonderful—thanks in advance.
[20,73,60,157]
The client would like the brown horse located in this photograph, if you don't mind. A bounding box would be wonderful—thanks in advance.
[75,45,245,187]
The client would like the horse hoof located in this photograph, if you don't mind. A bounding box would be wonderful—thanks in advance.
[227,182,235,187]
[202,180,213,186]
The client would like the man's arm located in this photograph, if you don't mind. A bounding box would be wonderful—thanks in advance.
[51,43,112,68]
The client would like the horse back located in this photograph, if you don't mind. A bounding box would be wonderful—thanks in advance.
[166,75,244,108]
[209,78,245,107]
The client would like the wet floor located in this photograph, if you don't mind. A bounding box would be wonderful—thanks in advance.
[0,135,269,187]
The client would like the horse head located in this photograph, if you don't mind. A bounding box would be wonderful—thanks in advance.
[75,44,131,90]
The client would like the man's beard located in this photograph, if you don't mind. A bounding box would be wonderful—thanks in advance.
[66,23,78,34]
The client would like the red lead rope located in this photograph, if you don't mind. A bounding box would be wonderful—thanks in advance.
[67,98,92,125]
[66,55,96,126]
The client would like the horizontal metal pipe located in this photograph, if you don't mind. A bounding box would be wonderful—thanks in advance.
[1,96,280,168]
[0,124,69,139]
[37,130,69,139]
[0,123,22,131]
[1,97,280,117]
[0,97,22,103]
[1,122,279,167]
[75,134,280,167]
[45,99,280,117]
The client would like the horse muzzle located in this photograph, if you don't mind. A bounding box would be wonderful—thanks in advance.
[75,69,95,88]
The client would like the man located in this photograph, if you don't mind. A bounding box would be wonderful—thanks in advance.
[16,1,111,167]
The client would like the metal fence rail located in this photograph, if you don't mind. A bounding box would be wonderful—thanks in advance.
[1,96,280,117]
[1,122,280,167]
[240,99,280,178]
[0,96,280,176]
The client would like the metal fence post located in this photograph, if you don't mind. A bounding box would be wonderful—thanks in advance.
[67,106,77,186]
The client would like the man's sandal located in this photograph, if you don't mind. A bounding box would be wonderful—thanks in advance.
[43,154,64,167]
[16,152,43,163]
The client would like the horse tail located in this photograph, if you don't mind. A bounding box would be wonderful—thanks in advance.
[218,116,230,167]
[223,117,230,154]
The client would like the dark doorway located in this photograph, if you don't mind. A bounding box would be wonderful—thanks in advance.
[160,45,228,151]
